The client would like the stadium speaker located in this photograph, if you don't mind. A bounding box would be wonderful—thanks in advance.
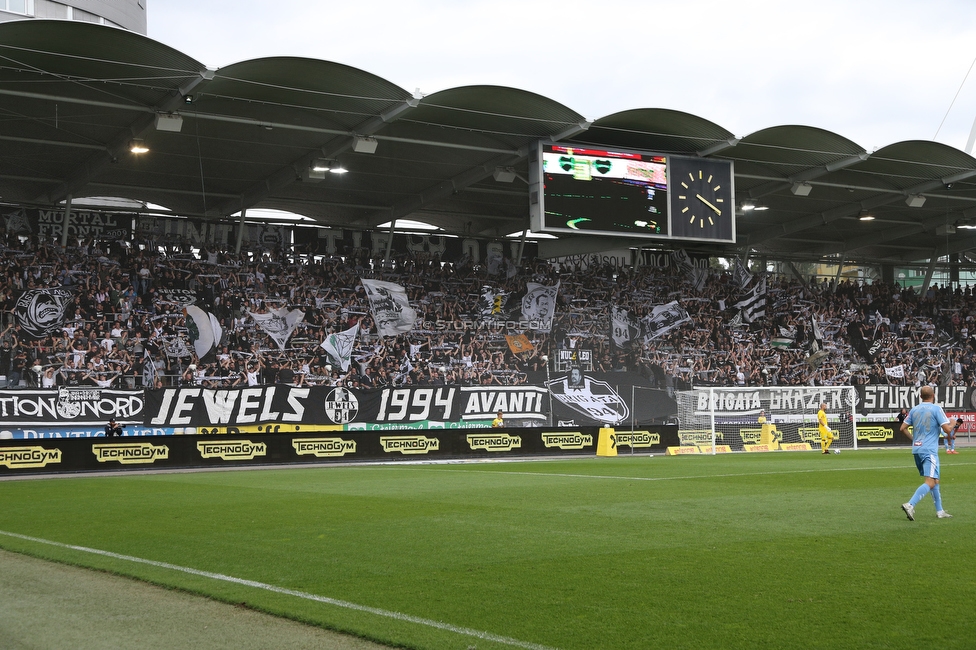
[905,194,926,208]
[790,182,813,196]
[493,167,517,183]
[154,113,184,133]
[352,136,378,154]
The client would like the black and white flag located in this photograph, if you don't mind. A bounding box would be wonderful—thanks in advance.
[156,288,198,307]
[361,279,417,337]
[521,282,559,331]
[670,249,694,273]
[14,287,75,339]
[872,309,890,339]
[142,348,159,387]
[640,301,692,342]
[611,306,640,348]
[734,276,766,323]
[733,258,752,289]
[249,306,305,351]
[321,322,359,372]
[885,364,905,378]
[689,267,709,292]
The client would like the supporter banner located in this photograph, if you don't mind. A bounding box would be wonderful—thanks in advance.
[13,384,975,430]
[138,217,283,250]
[0,426,679,475]
[21,208,134,241]
[686,387,856,419]
[143,384,549,428]
[155,288,198,307]
[854,385,973,416]
[637,249,711,269]
[299,228,537,265]
[530,371,676,427]
[0,388,144,425]
[136,215,234,246]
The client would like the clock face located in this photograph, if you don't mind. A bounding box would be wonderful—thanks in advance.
[669,157,735,242]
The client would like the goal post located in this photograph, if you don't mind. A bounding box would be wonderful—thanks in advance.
[673,386,859,453]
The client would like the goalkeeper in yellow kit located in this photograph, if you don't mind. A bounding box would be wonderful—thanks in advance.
[817,402,835,454]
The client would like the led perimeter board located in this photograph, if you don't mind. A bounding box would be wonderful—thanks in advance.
[528,142,736,243]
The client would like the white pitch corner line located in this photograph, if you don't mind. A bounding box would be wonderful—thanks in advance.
[0,529,557,650]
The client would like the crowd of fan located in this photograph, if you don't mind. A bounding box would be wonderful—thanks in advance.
[0,233,974,392]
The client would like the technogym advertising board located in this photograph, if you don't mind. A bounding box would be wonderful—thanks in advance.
[0,426,679,475]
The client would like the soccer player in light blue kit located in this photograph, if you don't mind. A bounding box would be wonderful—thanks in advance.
[899,385,954,521]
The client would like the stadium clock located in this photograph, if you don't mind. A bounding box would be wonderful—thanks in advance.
[669,156,735,242]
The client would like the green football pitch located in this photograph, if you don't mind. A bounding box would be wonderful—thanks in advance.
[1,450,973,650]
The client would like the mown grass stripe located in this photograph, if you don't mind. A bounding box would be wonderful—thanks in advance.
[423,459,976,482]
[0,529,558,650]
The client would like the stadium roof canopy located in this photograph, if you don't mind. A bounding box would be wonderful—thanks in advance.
[3,19,976,266]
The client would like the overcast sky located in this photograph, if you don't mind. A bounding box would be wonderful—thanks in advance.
[149,0,976,154]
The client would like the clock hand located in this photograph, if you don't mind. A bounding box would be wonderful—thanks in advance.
[696,194,722,216]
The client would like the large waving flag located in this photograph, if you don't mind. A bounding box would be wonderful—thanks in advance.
[361,279,417,337]
[321,322,359,371]
[521,282,559,331]
[733,258,752,289]
[611,306,640,348]
[505,333,535,354]
[249,306,305,351]
[640,301,692,342]
[14,287,74,339]
[184,305,222,360]
[734,276,766,323]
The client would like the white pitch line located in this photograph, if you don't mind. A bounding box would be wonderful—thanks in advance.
[418,460,976,483]
[0,529,558,650]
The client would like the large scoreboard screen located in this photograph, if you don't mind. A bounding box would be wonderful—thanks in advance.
[529,142,735,243]
[532,144,668,237]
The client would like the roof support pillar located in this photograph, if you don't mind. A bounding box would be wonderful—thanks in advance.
[235,205,246,255]
[60,194,72,249]
[787,261,809,289]
[920,251,940,296]
[515,225,528,265]
[384,218,396,264]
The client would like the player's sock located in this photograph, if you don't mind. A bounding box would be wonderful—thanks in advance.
[908,484,931,507]
[931,484,943,511]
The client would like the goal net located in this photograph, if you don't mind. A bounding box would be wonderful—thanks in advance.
[674,386,858,453]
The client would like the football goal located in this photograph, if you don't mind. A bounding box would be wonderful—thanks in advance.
[673,386,858,453]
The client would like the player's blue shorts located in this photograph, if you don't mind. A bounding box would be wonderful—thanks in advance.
[914,452,940,480]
